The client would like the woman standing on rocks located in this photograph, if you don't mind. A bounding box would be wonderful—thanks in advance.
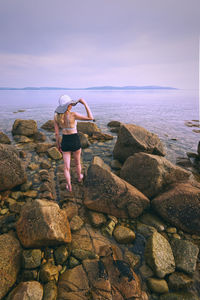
[54,95,94,192]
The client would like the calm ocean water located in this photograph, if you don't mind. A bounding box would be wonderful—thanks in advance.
[0,89,199,163]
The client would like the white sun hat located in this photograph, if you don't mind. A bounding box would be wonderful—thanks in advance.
[55,95,79,113]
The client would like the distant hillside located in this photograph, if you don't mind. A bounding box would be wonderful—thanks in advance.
[0,85,178,90]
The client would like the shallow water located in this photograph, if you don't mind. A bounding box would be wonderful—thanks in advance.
[0,89,199,163]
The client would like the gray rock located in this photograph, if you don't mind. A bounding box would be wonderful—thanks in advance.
[120,152,190,198]
[0,131,11,144]
[0,144,27,191]
[22,249,42,269]
[12,119,38,136]
[145,232,175,278]
[168,272,194,291]
[152,181,200,234]
[7,281,43,300]
[170,239,199,274]
[137,222,157,238]
[113,123,166,163]
[0,233,22,299]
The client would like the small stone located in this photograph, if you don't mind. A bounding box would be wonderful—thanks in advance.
[147,278,169,294]
[40,262,59,283]
[47,147,62,160]
[40,160,51,169]
[0,131,11,144]
[166,227,177,233]
[23,190,38,198]
[172,233,181,239]
[68,256,80,268]
[28,163,39,170]
[170,239,199,274]
[139,263,154,279]
[20,181,32,192]
[101,219,116,237]
[124,250,140,269]
[168,272,193,291]
[110,159,122,170]
[88,211,107,228]
[137,222,157,238]
[71,249,98,261]
[11,191,22,200]
[69,215,84,232]
[54,246,68,265]
[113,225,135,244]
[22,249,42,269]
[0,208,9,215]
[43,281,57,300]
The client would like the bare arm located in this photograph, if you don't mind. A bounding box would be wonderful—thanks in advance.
[54,117,62,152]
[74,99,94,121]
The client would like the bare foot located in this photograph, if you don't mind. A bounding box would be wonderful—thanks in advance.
[66,184,72,192]
[78,174,84,182]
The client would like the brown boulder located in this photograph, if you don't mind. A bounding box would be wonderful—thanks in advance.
[120,152,190,198]
[113,123,166,163]
[0,144,27,191]
[84,156,149,218]
[41,120,55,132]
[91,131,113,141]
[36,142,54,153]
[16,199,71,248]
[152,181,200,234]
[12,119,38,136]
[77,121,101,136]
[0,131,11,144]
[7,281,43,300]
[0,233,22,299]
[78,132,90,148]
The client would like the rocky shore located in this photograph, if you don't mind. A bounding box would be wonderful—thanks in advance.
[0,119,200,300]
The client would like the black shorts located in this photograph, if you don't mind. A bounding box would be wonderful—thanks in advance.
[61,133,81,152]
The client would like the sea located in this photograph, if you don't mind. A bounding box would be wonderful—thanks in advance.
[0,89,199,164]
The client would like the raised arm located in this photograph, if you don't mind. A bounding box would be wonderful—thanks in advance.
[74,99,94,121]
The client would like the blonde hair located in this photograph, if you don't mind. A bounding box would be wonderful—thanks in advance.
[54,112,65,127]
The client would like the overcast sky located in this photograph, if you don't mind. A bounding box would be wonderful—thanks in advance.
[0,0,199,89]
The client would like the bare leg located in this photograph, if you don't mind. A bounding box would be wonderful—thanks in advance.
[62,151,72,192]
[73,148,83,182]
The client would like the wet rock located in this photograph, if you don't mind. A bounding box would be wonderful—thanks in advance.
[48,147,62,160]
[70,215,84,232]
[77,121,101,136]
[7,281,43,300]
[170,239,199,274]
[110,159,122,170]
[137,222,157,238]
[0,131,11,144]
[160,291,199,300]
[33,131,46,142]
[147,278,169,294]
[54,245,68,265]
[113,123,166,163]
[113,225,135,244]
[13,135,32,143]
[120,152,190,198]
[107,120,121,127]
[43,281,58,300]
[41,120,55,132]
[12,119,38,136]
[91,131,113,141]
[145,232,175,278]
[40,261,59,283]
[152,181,200,234]
[88,211,107,228]
[84,156,150,218]
[36,142,54,153]
[168,272,194,291]
[16,199,71,248]
[22,249,42,269]
[139,212,166,232]
[78,132,90,148]
[0,144,27,191]
[0,233,22,299]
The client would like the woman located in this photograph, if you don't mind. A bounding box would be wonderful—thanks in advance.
[54,94,94,192]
